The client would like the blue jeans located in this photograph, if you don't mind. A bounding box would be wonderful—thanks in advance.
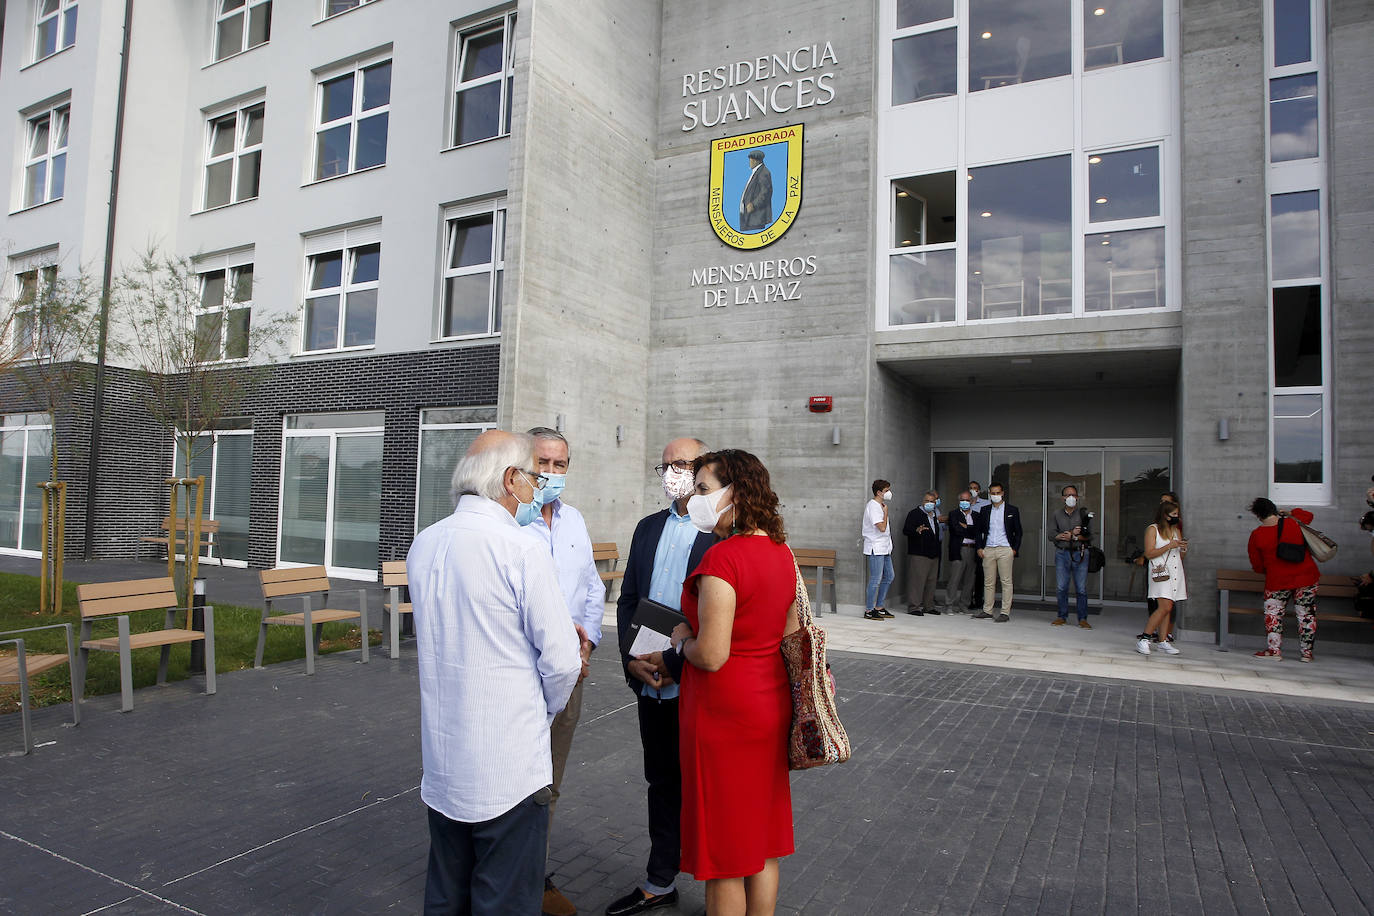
[1055,548,1089,621]
[866,553,894,610]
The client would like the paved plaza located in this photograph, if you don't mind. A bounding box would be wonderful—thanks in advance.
[3,588,1374,915]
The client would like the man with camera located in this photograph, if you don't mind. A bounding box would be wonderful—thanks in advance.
[1050,485,1093,628]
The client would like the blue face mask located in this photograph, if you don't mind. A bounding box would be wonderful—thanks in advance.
[935,498,942,507]
[922,502,935,512]
[512,472,542,526]
[959,500,971,510]
[536,473,566,506]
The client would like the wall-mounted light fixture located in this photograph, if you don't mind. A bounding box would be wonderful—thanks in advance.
[832,425,841,446]
[616,424,625,445]
[555,414,565,433]
[1218,418,1230,441]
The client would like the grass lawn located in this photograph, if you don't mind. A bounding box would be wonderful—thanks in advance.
[0,572,381,714]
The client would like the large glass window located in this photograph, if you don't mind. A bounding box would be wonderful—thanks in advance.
[441,204,505,338]
[967,156,1071,320]
[0,414,52,555]
[893,29,957,105]
[34,0,77,62]
[1088,147,1159,223]
[452,13,517,147]
[969,0,1070,92]
[1269,74,1318,162]
[1272,394,1322,484]
[1272,0,1312,67]
[314,58,391,180]
[1083,0,1164,71]
[889,172,957,324]
[203,100,264,209]
[194,258,253,361]
[303,224,381,352]
[416,409,495,532]
[1272,286,1321,388]
[22,103,69,209]
[1269,191,1319,281]
[280,412,384,578]
[213,0,271,62]
[172,421,254,564]
[1085,146,1164,312]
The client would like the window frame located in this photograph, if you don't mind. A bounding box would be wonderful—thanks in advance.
[212,0,272,63]
[193,250,255,364]
[437,200,506,341]
[319,0,380,21]
[414,408,496,533]
[169,423,255,567]
[33,0,78,64]
[1081,142,1168,315]
[0,412,55,556]
[10,260,59,358]
[20,102,70,210]
[201,97,265,211]
[311,54,392,182]
[300,223,383,354]
[449,11,518,149]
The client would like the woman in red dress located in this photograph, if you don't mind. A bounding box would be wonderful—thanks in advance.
[669,449,799,916]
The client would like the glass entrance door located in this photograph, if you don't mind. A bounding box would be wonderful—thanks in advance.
[172,425,254,565]
[1044,450,1103,606]
[991,450,1044,596]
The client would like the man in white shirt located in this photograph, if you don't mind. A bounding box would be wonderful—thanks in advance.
[523,427,602,916]
[408,430,582,915]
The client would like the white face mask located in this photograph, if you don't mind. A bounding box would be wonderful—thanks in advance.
[1065,496,1077,508]
[969,489,980,500]
[662,464,695,501]
[882,490,893,502]
[990,493,1003,504]
[687,485,731,534]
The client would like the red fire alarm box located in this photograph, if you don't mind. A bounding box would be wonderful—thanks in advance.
[808,396,833,413]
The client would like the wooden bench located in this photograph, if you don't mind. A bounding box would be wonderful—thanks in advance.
[75,578,216,713]
[140,517,221,555]
[381,560,411,659]
[0,624,81,754]
[794,547,838,615]
[594,542,625,599]
[257,566,369,676]
[1217,569,1362,650]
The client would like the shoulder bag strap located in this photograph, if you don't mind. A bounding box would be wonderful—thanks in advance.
[790,554,815,629]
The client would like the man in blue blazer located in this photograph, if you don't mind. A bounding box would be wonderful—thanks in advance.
[607,438,717,916]
[973,481,1022,622]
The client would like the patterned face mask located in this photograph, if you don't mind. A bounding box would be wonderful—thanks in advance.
[662,464,695,501]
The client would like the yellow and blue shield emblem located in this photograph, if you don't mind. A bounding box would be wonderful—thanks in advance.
[708,124,804,250]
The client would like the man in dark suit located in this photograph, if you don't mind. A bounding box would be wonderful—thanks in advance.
[739,149,773,231]
[943,490,979,614]
[901,490,943,615]
[973,482,1022,622]
[605,437,716,916]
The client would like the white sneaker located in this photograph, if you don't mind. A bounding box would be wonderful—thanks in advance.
[1157,640,1180,655]
[1135,637,1152,655]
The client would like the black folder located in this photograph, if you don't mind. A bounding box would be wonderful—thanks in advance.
[619,598,688,657]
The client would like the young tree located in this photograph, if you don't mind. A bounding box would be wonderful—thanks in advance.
[0,262,104,613]
[115,247,293,611]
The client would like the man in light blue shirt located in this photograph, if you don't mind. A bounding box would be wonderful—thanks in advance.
[524,427,603,916]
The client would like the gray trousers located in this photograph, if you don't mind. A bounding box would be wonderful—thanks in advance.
[945,546,977,611]
[907,555,939,611]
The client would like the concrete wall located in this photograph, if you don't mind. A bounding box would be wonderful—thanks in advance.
[499,0,661,544]
[1175,0,1270,630]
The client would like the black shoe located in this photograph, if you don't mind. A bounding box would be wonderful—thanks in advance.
[971,612,993,619]
[864,609,885,620]
[606,888,679,916]
[876,607,895,618]
[926,608,941,615]
[907,608,924,616]
[994,614,1010,622]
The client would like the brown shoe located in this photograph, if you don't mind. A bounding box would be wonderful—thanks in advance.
[543,879,577,916]
[1078,620,1092,629]
[1051,618,1066,626]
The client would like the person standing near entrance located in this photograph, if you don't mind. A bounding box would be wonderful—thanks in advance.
[862,480,895,620]
[944,491,978,614]
[522,427,602,916]
[966,481,991,610]
[973,483,1021,622]
[1050,485,1093,628]
[902,491,943,615]
[1137,501,1186,656]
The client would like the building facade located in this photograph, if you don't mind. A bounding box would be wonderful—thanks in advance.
[0,0,1370,635]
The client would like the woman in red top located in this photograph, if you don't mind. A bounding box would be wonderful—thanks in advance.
[669,449,799,916]
[1246,497,1320,661]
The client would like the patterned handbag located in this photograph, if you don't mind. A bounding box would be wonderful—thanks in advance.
[780,557,851,770]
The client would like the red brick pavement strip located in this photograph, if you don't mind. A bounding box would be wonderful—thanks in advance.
[2,648,1374,914]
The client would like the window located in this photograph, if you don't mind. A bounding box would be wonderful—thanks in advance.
[1083,0,1164,71]
[203,100,264,209]
[1268,74,1318,162]
[12,264,58,355]
[416,408,496,531]
[967,156,1072,320]
[441,203,504,338]
[303,224,381,352]
[969,0,1070,92]
[213,0,271,62]
[892,28,957,105]
[888,173,956,325]
[452,13,517,147]
[1272,0,1312,67]
[1270,192,1319,281]
[279,411,385,579]
[1084,146,1165,312]
[172,419,254,564]
[322,0,379,18]
[194,254,253,361]
[22,103,69,209]
[34,0,77,62]
[0,414,52,554]
[314,58,391,180]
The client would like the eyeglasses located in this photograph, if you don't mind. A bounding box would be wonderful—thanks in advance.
[654,460,693,477]
[515,468,549,489]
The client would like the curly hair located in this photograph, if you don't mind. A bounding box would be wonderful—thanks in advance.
[693,449,787,544]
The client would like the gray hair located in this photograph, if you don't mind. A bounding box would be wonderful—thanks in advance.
[452,432,534,502]
[527,426,570,463]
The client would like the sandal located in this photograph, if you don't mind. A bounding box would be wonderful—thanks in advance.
[1253,649,1282,659]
